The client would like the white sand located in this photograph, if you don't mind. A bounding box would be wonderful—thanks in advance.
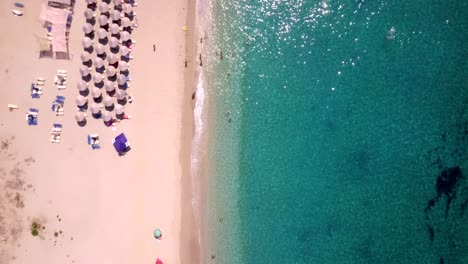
[0,0,193,263]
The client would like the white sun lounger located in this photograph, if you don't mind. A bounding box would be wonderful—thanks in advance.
[12,10,23,16]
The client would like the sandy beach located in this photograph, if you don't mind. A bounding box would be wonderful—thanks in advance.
[0,0,195,263]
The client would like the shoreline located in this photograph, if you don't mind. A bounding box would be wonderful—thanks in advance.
[180,0,200,262]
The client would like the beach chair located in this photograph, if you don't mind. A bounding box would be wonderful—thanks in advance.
[55,99,65,105]
[92,144,101,150]
[15,3,25,8]
[54,123,63,128]
[27,115,37,125]
[30,108,38,113]
[56,95,65,101]
[11,9,23,16]
[8,104,19,111]
[31,93,40,99]
[31,83,43,91]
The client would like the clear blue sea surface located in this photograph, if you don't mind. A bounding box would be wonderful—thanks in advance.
[202,0,468,263]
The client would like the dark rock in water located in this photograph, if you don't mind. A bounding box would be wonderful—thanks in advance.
[440,256,444,264]
[436,167,463,217]
[427,224,434,243]
[437,167,463,195]
[460,196,468,217]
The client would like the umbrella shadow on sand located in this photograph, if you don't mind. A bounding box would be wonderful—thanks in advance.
[110,47,120,54]
[81,75,92,83]
[97,52,107,60]
[92,112,102,119]
[85,31,95,40]
[118,83,129,90]
[78,102,89,112]
[83,60,92,68]
[84,46,94,54]
[117,98,127,106]
[121,70,130,77]
[93,96,103,104]
[105,105,115,112]
[79,89,90,97]
[96,67,106,74]
[86,17,96,26]
[95,81,104,88]
[99,38,109,45]
[77,119,87,127]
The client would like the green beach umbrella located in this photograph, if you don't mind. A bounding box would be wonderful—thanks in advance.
[154,229,162,239]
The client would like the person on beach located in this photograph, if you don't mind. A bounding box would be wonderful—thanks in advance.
[153,44,155,52]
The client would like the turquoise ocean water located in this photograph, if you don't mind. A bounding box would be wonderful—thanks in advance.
[197,0,468,263]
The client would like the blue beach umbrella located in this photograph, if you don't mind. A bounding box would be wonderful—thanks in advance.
[112,133,130,155]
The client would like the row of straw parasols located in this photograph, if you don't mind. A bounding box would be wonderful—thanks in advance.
[81,36,131,53]
[77,0,134,123]
[75,106,124,123]
[82,16,133,33]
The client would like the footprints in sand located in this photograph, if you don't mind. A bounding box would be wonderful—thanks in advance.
[0,135,32,262]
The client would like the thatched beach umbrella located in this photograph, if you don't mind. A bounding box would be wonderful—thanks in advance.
[91,87,102,98]
[75,111,86,122]
[98,15,108,26]
[82,23,93,34]
[82,37,92,48]
[103,111,113,122]
[104,81,116,92]
[109,37,119,48]
[97,28,107,39]
[117,74,127,85]
[112,0,121,6]
[80,52,91,62]
[118,61,128,72]
[99,2,109,13]
[123,4,132,15]
[94,57,104,68]
[121,17,131,28]
[110,23,120,34]
[115,104,124,115]
[120,46,130,56]
[77,80,88,92]
[90,103,101,114]
[93,72,104,84]
[75,95,87,106]
[107,66,117,77]
[79,65,90,77]
[107,53,118,64]
[116,89,126,100]
[84,8,94,20]
[103,97,114,107]
[111,10,121,21]
[96,44,106,55]
[121,31,131,42]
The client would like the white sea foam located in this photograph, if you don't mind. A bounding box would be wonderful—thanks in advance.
[189,0,212,259]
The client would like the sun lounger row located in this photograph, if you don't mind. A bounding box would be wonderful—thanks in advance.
[31,77,46,98]
[26,108,38,125]
[51,96,66,116]
[55,70,67,90]
[50,124,62,143]
[88,134,101,150]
